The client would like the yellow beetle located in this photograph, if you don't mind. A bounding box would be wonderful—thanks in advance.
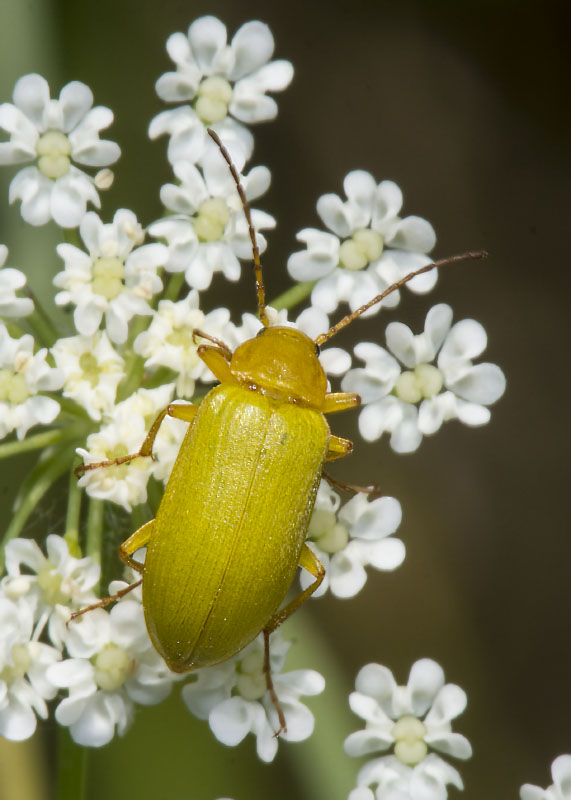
[74,130,484,731]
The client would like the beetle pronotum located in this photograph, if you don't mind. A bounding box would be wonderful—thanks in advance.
[73,129,485,734]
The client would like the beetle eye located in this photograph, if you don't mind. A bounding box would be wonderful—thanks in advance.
[314,342,321,357]
[256,328,267,337]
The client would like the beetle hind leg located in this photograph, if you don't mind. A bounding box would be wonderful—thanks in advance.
[262,544,326,736]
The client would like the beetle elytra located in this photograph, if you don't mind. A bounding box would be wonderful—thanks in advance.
[73,129,485,733]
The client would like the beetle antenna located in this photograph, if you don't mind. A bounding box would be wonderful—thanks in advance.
[314,250,488,346]
[207,128,269,327]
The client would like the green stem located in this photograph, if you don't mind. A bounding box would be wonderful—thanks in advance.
[0,423,86,461]
[57,726,87,800]
[86,497,104,577]
[24,290,60,348]
[162,271,186,303]
[0,445,74,572]
[63,228,82,248]
[269,280,316,311]
[64,467,82,556]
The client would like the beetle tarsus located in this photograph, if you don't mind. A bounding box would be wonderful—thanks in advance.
[263,629,288,736]
[323,471,383,499]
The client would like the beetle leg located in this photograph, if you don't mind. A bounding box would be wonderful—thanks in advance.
[69,520,155,624]
[197,344,238,385]
[119,519,155,573]
[75,403,199,477]
[322,471,382,499]
[69,578,143,623]
[326,434,353,461]
[262,544,326,736]
[321,391,360,415]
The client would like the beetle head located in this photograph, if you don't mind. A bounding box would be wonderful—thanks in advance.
[231,326,327,407]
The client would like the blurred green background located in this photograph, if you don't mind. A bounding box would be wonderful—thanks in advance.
[0,0,570,798]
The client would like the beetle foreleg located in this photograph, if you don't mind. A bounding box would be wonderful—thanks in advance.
[322,471,382,499]
[197,344,238,385]
[75,403,198,477]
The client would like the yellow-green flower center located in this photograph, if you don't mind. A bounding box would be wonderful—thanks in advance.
[78,352,101,388]
[308,508,349,554]
[93,643,135,692]
[339,229,384,271]
[36,130,72,179]
[392,715,428,765]
[37,564,68,606]
[0,369,30,404]
[0,644,31,683]
[91,257,125,300]
[236,649,266,700]
[394,363,443,404]
[193,197,231,242]
[194,76,233,124]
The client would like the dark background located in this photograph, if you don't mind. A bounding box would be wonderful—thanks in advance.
[0,0,570,798]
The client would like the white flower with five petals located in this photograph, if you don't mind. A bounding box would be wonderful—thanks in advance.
[182,631,324,763]
[47,587,175,747]
[53,209,167,344]
[301,482,404,598]
[341,304,506,452]
[149,141,274,290]
[0,324,63,439]
[150,17,293,163]
[2,535,100,650]
[288,171,436,318]
[0,74,120,227]
[345,659,471,800]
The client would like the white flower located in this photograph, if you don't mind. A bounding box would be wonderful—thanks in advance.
[345,659,471,800]
[0,324,63,439]
[2,535,100,650]
[341,304,506,453]
[182,631,324,762]
[48,586,175,747]
[51,331,124,420]
[351,754,465,800]
[150,17,293,162]
[134,291,232,398]
[0,245,34,318]
[521,755,571,800]
[0,594,60,741]
[287,171,436,317]
[53,209,167,344]
[0,74,120,227]
[77,384,176,511]
[149,141,274,290]
[301,483,404,598]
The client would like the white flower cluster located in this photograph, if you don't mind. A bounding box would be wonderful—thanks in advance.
[0,534,323,753]
[0,13,509,787]
[345,659,472,800]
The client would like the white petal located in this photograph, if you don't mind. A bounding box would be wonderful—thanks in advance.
[9,167,52,226]
[329,550,367,598]
[367,538,406,570]
[520,787,549,800]
[385,321,418,368]
[209,696,251,745]
[344,171,377,220]
[438,319,487,365]
[319,347,351,376]
[188,16,228,73]
[372,180,403,229]
[446,363,506,405]
[386,216,436,253]
[317,194,355,238]
[355,664,397,709]
[425,304,453,354]
[455,398,491,426]
[344,729,393,757]
[390,407,422,453]
[407,659,444,717]
[58,81,93,132]
[424,730,472,760]
[229,21,274,81]
[552,754,571,798]
[13,74,50,129]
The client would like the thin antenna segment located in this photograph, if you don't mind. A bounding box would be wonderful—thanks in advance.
[314,250,488,346]
[206,128,269,327]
